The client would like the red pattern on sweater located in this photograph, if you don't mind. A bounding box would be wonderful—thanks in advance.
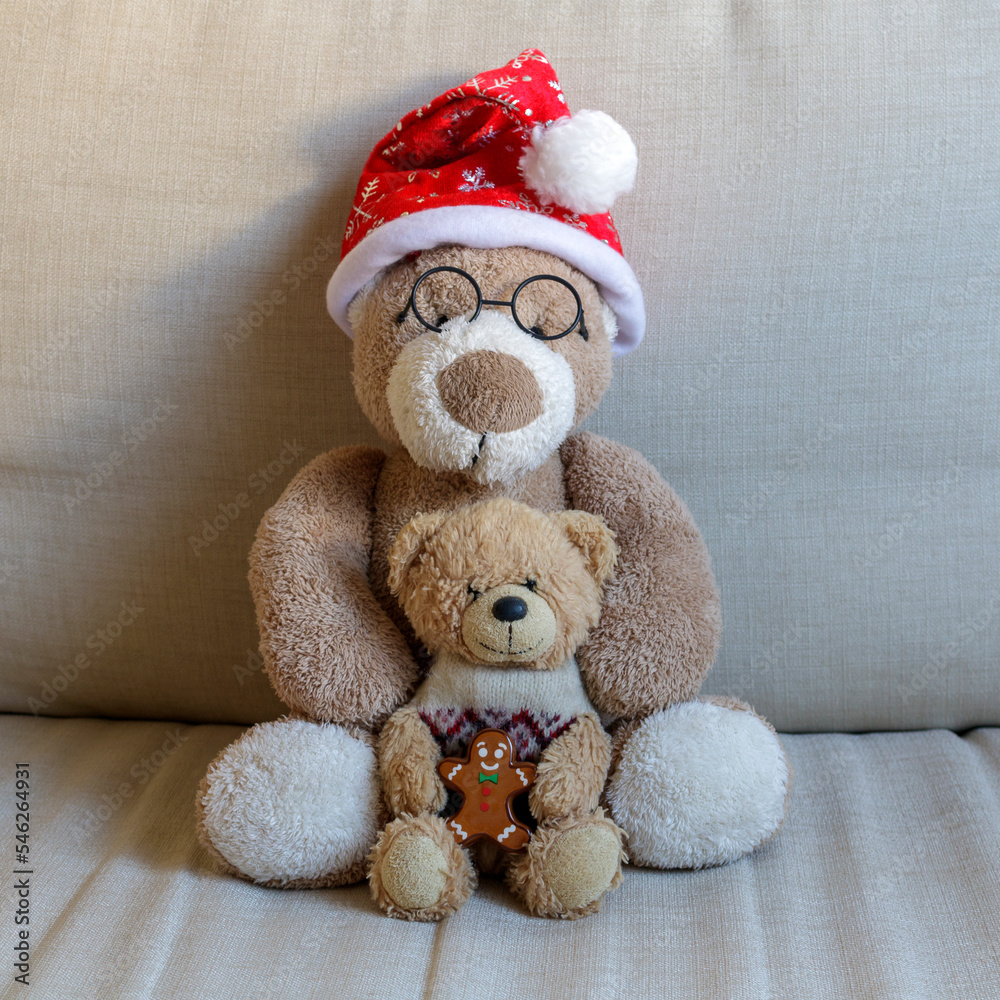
[420,707,575,763]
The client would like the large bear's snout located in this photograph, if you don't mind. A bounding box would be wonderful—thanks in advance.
[436,350,543,433]
[386,311,576,486]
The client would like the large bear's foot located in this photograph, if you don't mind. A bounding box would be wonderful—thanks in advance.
[197,719,383,888]
[506,809,626,919]
[605,698,792,869]
[367,814,475,921]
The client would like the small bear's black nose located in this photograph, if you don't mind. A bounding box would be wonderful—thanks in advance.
[492,595,528,622]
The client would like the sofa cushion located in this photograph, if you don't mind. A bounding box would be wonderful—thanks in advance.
[1,1,998,730]
[3,715,998,998]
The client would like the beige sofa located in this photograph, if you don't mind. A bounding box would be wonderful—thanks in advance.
[2,2,998,997]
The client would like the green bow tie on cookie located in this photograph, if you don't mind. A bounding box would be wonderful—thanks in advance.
[479,772,498,784]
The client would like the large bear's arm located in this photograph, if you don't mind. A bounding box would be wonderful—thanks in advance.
[561,432,722,719]
[248,445,420,727]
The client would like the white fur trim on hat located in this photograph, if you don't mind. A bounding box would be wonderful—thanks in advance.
[519,110,637,216]
[327,205,645,356]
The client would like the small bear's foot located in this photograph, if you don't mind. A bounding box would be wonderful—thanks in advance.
[605,698,792,869]
[197,719,383,887]
[507,809,626,919]
[368,814,475,921]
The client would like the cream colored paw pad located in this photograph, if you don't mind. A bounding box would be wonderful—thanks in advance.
[545,824,621,911]
[381,835,449,910]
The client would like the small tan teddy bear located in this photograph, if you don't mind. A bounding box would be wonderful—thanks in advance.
[368,497,627,921]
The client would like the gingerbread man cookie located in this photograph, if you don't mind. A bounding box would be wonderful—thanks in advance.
[437,729,537,851]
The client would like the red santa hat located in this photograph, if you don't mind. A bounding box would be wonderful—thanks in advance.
[326,49,645,355]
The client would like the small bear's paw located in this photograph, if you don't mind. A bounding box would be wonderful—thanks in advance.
[367,814,475,921]
[506,809,626,919]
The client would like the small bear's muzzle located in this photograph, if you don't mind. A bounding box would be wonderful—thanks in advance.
[461,583,557,666]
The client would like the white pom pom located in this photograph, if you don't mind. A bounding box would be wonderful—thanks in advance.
[519,109,637,216]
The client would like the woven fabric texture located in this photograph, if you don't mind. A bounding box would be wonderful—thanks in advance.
[0,0,997,729]
[1,716,997,999]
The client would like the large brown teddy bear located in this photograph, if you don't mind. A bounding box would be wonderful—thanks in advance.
[198,50,791,890]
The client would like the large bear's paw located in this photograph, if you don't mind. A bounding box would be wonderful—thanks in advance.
[197,719,383,887]
[605,700,791,869]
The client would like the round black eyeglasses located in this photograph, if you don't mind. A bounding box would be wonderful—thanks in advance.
[396,266,587,341]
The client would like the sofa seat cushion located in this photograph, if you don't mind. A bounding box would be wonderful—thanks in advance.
[4,715,998,999]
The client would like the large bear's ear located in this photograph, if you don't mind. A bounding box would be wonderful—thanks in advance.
[387,511,449,597]
[553,510,618,588]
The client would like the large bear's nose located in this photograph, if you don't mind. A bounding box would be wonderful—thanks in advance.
[437,350,543,432]
[491,595,528,622]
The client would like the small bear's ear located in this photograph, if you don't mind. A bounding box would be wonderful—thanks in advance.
[388,510,449,596]
[553,510,618,588]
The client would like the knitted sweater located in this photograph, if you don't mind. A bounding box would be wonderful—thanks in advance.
[410,652,596,762]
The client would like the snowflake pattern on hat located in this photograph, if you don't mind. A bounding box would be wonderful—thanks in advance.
[340,49,623,259]
[328,49,646,355]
